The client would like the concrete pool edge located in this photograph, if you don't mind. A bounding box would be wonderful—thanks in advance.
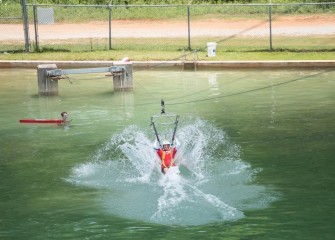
[0,60,334,69]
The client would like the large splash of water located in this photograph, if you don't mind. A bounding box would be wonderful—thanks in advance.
[67,119,276,225]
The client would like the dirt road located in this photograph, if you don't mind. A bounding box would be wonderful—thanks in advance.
[1,15,334,40]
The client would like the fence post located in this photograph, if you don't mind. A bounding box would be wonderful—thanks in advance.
[268,3,273,51]
[33,4,40,52]
[109,5,112,50]
[187,5,191,50]
[21,0,30,52]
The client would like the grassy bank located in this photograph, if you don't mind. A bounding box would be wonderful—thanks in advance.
[1,35,334,61]
[1,49,334,61]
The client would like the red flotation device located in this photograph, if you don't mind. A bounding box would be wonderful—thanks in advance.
[19,119,63,124]
[20,112,68,124]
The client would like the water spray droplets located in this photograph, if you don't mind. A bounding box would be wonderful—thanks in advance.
[67,119,277,225]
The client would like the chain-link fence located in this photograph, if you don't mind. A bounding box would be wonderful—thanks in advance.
[1,2,334,53]
[0,2,26,52]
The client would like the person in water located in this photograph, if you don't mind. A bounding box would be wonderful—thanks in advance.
[154,138,180,174]
[60,112,70,126]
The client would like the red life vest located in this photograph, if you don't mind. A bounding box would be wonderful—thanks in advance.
[157,147,177,169]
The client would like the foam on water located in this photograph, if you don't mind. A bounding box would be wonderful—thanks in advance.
[66,119,277,225]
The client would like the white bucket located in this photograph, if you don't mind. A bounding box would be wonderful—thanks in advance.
[207,42,217,57]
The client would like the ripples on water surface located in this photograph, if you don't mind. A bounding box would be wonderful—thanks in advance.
[0,68,334,239]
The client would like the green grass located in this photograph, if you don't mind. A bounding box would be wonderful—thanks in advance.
[1,35,334,61]
[1,48,334,61]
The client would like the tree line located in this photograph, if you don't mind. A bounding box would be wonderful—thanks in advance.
[2,0,332,5]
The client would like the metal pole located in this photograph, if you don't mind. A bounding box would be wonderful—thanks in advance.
[187,5,191,50]
[268,2,273,51]
[109,5,112,50]
[21,0,30,52]
[171,115,179,145]
[151,121,161,147]
[33,4,39,52]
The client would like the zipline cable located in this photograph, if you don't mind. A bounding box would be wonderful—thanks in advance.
[75,69,329,108]
[166,70,331,106]
[130,18,271,75]
[127,18,274,104]
[61,18,274,105]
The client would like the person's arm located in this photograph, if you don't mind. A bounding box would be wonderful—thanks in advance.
[157,148,163,158]
[173,147,177,157]
[173,137,180,148]
[153,139,160,150]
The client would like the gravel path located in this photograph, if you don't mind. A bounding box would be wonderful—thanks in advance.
[1,15,334,40]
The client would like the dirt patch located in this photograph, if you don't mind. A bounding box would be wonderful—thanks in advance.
[1,15,334,40]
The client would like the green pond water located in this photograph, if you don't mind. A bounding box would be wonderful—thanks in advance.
[0,67,334,239]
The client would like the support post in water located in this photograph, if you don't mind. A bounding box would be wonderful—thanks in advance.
[37,64,58,96]
[37,62,133,95]
[112,61,133,91]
